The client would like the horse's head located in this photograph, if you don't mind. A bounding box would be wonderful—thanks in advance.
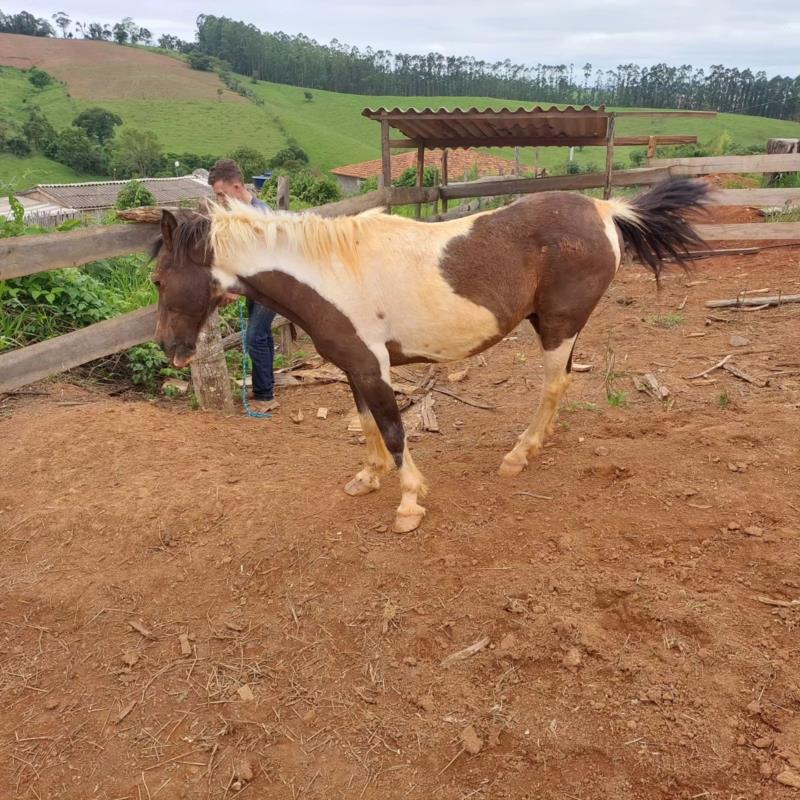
[151,209,226,368]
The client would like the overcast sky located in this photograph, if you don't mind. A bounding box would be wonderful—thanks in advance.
[7,1,799,76]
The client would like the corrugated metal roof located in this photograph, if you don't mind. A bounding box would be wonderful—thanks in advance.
[362,106,611,148]
[331,148,520,180]
[18,176,213,211]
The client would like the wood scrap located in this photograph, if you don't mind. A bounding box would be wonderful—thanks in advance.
[572,363,593,373]
[687,354,732,380]
[755,595,800,608]
[115,700,137,724]
[706,293,800,309]
[128,620,155,640]
[430,385,495,410]
[440,636,490,667]
[447,367,470,383]
[316,407,328,419]
[419,394,439,432]
[722,362,768,388]
[633,373,670,400]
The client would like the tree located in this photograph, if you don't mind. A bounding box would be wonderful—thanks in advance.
[111,129,164,178]
[23,107,57,151]
[54,128,107,174]
[0,11,54,37]
[137,28,152,45]
[304,91,313,102]
[227,147,269,181]
[73,107,123,144]
[52,11,71,38]
[115,180,156,210]
[112,22,129,44]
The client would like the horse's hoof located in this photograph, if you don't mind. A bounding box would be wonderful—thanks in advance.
[393,508,426,534]
[344,477,378,497]
[498,456,526,477]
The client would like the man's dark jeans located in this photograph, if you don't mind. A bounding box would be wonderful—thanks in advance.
[245,299,276,400]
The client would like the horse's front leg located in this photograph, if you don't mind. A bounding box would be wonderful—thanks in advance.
[348,371,427,533]
[343,377,394,496]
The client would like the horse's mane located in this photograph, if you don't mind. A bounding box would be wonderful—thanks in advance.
[149,211,212,266]
[209,201,389,274]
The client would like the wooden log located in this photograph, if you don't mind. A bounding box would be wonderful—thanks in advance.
[189,308,234,414]
[711,189,800,208]
[766,138,800,185]
[705,293,800,309]
[696,223,800,241]
[649,153,800,174]
[0,306,158,394]
[276,176,290,210]
[647,136,658,159]
[0,223,159,281]
[439,166,671,200]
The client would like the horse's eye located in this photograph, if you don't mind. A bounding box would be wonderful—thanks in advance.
[153,278,161,288]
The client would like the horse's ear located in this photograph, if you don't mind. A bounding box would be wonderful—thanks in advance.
[161,210,178,249]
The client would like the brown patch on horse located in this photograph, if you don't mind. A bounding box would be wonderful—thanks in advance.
[438,193,618,348]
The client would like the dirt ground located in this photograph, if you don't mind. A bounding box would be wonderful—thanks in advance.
[0,33,244,103]
[1,221,800,799]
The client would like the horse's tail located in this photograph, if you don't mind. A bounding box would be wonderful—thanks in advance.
[606,178,711,277]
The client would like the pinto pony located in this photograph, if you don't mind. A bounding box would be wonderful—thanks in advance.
[149,179,709,533]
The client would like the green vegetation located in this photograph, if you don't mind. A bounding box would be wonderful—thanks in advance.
[115,180,156,210]
[647,311,685,329]
[717,390,732,409]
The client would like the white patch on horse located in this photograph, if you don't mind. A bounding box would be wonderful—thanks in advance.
[208,203,501,363]
[594,197,641,272]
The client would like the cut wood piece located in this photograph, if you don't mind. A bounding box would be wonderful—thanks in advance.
[649,153,800,174]
[571,363,593,373]
[419,394,439,432]
[316,407,329,419]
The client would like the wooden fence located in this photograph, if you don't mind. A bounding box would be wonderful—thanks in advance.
[2,154,799,397]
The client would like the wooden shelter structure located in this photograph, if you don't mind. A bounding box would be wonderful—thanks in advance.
[362,106,717,214]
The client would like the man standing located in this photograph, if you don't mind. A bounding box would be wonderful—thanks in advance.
[208,159,279,411]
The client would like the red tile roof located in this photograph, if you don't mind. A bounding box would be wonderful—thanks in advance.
[331,149,518,181]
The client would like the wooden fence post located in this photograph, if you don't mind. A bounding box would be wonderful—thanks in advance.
[603,113,617,200]
[277,176,290,210]
[189,309,234,414]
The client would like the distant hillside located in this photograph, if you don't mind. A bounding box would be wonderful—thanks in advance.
[0,34,798,190]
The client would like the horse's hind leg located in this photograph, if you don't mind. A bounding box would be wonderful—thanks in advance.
[344,377,395,496]
[347,372,427,533]
[498,326,576,478]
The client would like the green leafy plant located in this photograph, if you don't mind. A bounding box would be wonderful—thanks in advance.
[647,311,685,328]
[115,180,157,210]
[717,389,731,409]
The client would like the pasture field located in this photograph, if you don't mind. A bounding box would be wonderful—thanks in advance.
[1,203,799,799]
[1,34,799,186]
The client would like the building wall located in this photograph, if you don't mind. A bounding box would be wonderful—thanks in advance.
[334,175,363,196]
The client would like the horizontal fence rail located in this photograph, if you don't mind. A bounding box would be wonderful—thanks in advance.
[3,151,800,395]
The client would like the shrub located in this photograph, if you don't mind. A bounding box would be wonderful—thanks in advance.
[392,165,440,187]
[268,143,309,171]
[187,51,212,71]
[115,180,156,210]
[28,67,53,89]
[73,107,123,144]
[260,169,341,208]
[23,107,57,151]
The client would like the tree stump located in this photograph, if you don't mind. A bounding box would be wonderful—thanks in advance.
[189,309,234,414]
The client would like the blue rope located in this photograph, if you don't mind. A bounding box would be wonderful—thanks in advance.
[238,298,272,420]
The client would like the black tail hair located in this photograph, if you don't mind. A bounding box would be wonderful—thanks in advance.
[613,178,711,278]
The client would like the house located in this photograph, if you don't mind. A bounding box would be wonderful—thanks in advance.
[331,149,524,194]
[11,174,213,224]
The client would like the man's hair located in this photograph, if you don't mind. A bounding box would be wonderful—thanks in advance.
[208,159,243,186]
